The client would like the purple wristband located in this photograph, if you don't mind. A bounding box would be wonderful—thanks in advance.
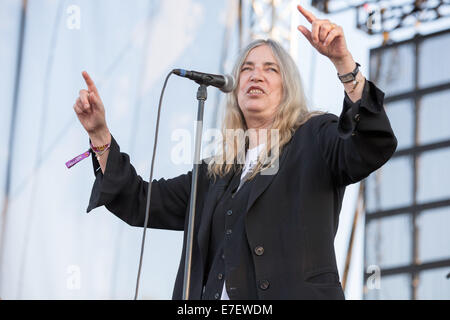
[65,150,91,169]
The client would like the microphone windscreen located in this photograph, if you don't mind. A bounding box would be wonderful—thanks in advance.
[221,74,236,93]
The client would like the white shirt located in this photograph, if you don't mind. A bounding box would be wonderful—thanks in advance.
[221,143,265,300]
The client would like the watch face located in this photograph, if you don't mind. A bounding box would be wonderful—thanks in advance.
[340,74,354,82]
[339,64,359,83]
[338,63,360,83]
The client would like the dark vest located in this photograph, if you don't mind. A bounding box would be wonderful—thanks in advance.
[202,168,258,300]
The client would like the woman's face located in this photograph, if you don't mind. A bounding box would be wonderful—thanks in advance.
[237,45,283,126]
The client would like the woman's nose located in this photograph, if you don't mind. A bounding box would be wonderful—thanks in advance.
[250,68,263,82]
[250,74,263,82]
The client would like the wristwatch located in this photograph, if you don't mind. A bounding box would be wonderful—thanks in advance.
[338,62,361,83]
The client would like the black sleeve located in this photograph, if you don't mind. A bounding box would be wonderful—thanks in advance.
[86,135,191,230]
[316,79,398,186]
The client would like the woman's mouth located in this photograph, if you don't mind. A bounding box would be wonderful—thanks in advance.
[247,86,265,96]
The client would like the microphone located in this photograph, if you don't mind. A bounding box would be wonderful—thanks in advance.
[173,69,235,93]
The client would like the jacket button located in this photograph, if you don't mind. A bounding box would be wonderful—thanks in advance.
[226,229,232,235]
[354,113,361,122]
[351,132,356,136]
[259,280,270,290]
[218,273,223,280]
[254,246,264,256]
[226,210,233,216]
[214,292,220,299]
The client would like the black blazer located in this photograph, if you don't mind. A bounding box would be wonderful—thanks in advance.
[87,80,397,300]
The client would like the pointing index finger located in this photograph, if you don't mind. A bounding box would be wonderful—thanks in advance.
[82,71,98,94]
[297,4,316,24]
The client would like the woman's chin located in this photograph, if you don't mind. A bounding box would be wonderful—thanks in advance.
[243,104,266,113]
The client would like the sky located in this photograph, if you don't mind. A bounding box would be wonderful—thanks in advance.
[1,0,449,300]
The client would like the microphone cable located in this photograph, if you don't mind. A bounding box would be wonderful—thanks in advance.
[134,70,175,300]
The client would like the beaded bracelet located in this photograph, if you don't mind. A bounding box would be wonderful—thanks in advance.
[347,79,360,94]
[65,142,110,169]
[90,142,110,153]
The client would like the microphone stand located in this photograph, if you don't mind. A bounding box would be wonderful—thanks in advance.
[182,83,207,300]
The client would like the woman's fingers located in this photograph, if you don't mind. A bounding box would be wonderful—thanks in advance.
[74,98,84,115]
[297,4,316,23]
[76,96,90,114]
[73,102,82,115]
[297,4,349,59]
[319,22,333,43]
[311,20,321,44]
[82,71,99,95]
[305,19,338,45]
[297,5,336,44]
[80,72,103,110]
[76,97,83,109]
[323,26,342,46]
[79,89,90,109]
[310,20,334,44]
[88,90,102,109]
[297,25,313,44]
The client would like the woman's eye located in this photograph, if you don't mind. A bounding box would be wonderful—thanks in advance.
[241,67,251,72]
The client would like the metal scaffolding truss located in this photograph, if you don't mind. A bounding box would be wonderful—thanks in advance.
[248,0,300,54]
[364,28,450,299]
[311,0,450,35]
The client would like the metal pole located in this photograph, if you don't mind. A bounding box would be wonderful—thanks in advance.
[238,0,243,50]
[182,84,207,300]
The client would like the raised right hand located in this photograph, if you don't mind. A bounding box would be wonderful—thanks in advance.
[73,71,109,139]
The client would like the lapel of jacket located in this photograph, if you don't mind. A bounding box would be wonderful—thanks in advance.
[245,141,292,213]
[195,140,292,265]
[197,168,236,264]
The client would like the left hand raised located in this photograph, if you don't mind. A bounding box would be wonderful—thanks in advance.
[297,4,351,64]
